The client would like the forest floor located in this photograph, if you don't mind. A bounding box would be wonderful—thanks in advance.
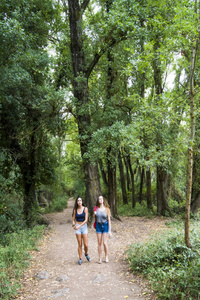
[16,198,170,300]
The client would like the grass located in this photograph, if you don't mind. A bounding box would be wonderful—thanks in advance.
[0,189,68,300]
[0,225,45,300]
[126,219,200,299]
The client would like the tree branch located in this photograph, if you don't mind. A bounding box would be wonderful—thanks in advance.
[81,0,90,12]
[86,36,127,78]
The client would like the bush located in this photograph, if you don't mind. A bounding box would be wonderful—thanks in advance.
[42,197,68,213]
[118,201,156,217]
[127,222,200,299]
[0,198,26,245]
[50,197,68,212]
[0,226,45,300]
[168,197,185,215]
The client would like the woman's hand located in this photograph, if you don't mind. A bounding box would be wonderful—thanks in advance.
[108,231,112,237]
[74,225,81,230]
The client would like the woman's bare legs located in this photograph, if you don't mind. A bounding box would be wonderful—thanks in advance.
[76,234,82,259]
[97,233,103,263]
[103,233,109,262]
[82,233,88,255]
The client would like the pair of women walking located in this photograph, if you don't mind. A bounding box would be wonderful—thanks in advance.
[72,195,112,265]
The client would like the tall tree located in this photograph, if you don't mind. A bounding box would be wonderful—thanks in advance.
[0,0,62,225]
[61,0,134,215]
[66,0,101,216]
[185,0,198,248]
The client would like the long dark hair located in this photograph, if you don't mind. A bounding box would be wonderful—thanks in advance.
[72,196,85,216]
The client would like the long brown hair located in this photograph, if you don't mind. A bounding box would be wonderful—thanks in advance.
[96,195,110,208]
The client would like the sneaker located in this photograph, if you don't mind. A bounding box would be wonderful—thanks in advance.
[105,257,109,263]
[85,254,90,262]
[78,259,82,265]
[98,259,102,264]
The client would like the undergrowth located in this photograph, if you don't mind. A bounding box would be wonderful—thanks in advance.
[118,201,156,218]
[126,220,200,299]
[42,196,68,213]
[0,226,45,300]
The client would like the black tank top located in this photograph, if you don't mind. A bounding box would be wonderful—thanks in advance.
[75,207,85,222]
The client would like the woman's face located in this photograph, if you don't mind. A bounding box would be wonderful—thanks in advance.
[77,198,82,206]
[98,196,104,204]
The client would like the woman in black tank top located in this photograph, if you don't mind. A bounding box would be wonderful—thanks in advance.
[72,196,90,265]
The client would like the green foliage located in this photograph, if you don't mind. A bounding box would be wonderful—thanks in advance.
[0,0,67,225]
[118,201,156,217]
[37,176,68,214]
[62,122,85,196]
[127,222,200,299]
[0,198,25,245]
[44,197,67,213]
[0,225,45,300]
[168,198,186,215]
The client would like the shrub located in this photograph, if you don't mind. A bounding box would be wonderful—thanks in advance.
[118,201,156,217]
[0,226,45,300]
[42,196,68,213]
[127,223,200,299]
[0,198,26,245]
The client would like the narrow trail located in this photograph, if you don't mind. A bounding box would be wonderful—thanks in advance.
[16,198,169,300]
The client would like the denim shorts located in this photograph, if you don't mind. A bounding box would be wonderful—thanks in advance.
[96,221,109,234]
[75,223,88,235]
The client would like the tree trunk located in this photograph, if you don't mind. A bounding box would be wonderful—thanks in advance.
[123,155,131,191]
[21,132,38,226]
[84,162,101,217]
[185,32,197,247]
[139,167,145,204]
[98,159,108,188]
[105,1,118,216]
[23,178,38,226]
[67,0,101,213]
[127,155,136,208]
[191,192,200,213]
[118,150,128,204]
[107,158,117,217]
[139,18,145,99]
[146,168,153,210]
[191,148,200,212]
[153,36,171,215]
[157,166,172,216]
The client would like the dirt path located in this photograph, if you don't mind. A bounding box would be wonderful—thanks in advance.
[16,198,169,300]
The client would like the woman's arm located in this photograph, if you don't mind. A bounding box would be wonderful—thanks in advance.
[72,209,76,228]
[108,209,112,236]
